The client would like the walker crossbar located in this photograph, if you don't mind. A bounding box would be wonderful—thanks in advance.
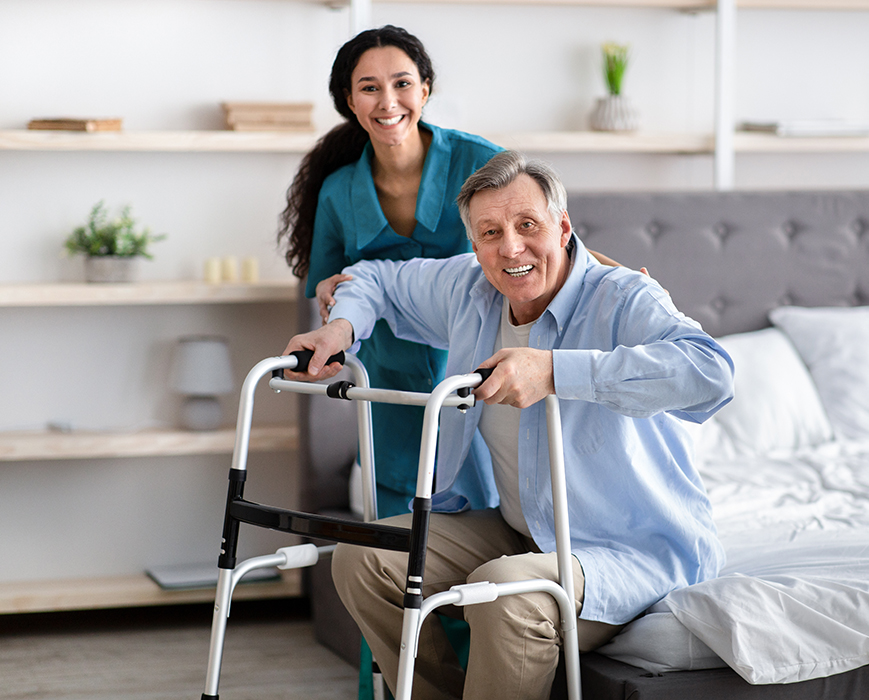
[228,499,411,551]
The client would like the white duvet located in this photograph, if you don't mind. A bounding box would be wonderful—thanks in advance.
[599,441,869,684]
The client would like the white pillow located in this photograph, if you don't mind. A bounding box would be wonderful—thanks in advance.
[696,327,834,458]
[770,306,869,442]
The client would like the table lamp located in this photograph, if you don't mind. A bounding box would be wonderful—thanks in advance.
[171,335,234,431]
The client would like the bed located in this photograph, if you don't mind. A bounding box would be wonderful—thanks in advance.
[558,190,869,699]
[304,190,869,699]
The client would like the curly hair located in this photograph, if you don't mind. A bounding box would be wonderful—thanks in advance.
[277,25,435,279]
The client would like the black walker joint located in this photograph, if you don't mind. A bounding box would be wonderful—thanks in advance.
[326,380,356,400]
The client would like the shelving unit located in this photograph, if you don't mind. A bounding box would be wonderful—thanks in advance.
[0,272,301,611]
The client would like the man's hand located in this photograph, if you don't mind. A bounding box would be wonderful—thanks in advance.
[315,273,353,325]
[473,348,555,408]
[281,319,354,381]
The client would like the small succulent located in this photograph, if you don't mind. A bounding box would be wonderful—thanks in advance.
[601,42,630,96]
[65,201,166,259]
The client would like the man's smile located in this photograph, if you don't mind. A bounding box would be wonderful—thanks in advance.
[505,264,533,278]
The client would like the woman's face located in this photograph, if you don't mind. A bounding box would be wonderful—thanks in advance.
[346,45,430,149]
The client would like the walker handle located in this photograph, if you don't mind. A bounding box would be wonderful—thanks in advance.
[272,350,346,378]
[457,367,495,400]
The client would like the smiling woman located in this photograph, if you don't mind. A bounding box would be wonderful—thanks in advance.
[275,26,503,700]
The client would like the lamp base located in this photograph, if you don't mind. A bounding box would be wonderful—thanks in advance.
[180,395,223,431]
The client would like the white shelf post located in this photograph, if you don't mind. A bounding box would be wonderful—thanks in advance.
[350,0,372,35]
[714,0,736,190]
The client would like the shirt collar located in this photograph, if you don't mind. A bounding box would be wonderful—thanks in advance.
[546,234,589,329]
[350,122,449,251]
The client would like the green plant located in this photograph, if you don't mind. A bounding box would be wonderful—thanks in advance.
[601,42,630,96]
[64,201,166,259]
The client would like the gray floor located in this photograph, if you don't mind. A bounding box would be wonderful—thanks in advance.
[0,600,357,700]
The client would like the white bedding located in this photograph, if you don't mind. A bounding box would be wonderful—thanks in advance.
[601,443,869,684]
[598,312,869,685]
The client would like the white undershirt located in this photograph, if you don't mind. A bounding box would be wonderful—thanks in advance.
[477,300,534,537]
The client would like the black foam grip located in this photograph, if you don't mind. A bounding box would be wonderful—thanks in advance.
[475,367,495,384]
[288,349,345,373]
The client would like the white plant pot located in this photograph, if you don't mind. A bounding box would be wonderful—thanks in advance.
[84,256,139,283]
[589,95,640,132]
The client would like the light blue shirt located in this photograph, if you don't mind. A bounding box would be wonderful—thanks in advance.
[330,237,734,624]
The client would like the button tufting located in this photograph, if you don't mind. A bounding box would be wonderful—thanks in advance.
[711,297,726,313]
[574,224,588,238]
[852,219,867,237]
[713,223,729,240]
[646,222,661,238]
[782,221,798,239]
[779,293,794,306]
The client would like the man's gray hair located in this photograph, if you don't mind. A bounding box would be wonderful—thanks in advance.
[456,150,568,240]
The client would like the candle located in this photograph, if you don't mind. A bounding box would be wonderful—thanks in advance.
[242,257,259,283]
[221,256,239,283]
[204,257,221,284]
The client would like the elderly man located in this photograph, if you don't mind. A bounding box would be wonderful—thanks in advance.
[283,151,734,700]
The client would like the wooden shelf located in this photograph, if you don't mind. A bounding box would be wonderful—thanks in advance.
[0,128,716,154]
[0,280,298,307]
[0,425,298,462]
[489,131,715,154]
[0,129,319,153]
[5,129,869,155]
[734,132,869,152]
[0,569,302,615]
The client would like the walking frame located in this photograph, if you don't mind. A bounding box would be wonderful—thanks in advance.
[200,350,582,700]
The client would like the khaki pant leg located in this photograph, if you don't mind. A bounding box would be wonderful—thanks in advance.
[332,509,528,700]
[462,552,623,700]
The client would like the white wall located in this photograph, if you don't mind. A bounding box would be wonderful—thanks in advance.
[1,0,868,582]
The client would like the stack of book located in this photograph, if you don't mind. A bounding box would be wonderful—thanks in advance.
[221,102,314,132]
[739,119,869,138]
[27,118,123,132]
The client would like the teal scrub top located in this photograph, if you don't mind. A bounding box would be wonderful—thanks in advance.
[306,123,501,508]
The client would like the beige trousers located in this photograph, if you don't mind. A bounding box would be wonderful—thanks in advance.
[331,508,622,700]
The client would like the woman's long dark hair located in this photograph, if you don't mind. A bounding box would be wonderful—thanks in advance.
[278,25,435,279]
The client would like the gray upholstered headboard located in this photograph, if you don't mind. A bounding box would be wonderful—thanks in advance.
[568,191,869,338]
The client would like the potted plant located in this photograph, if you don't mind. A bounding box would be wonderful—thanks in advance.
[64,201,166,282]
[589,42,640,132]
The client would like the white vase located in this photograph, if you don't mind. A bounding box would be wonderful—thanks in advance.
[589,95,640,132]
[84,256,138,283]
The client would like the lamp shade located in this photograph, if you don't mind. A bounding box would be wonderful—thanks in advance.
[170,336,234,396]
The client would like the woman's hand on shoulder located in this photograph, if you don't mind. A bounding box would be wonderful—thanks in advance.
[315,273,354,324]
[587,249,658,287]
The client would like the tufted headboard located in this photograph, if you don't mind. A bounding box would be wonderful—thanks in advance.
[567,191,869,338]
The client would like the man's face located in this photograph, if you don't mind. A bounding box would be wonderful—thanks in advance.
[469,174,572,325]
